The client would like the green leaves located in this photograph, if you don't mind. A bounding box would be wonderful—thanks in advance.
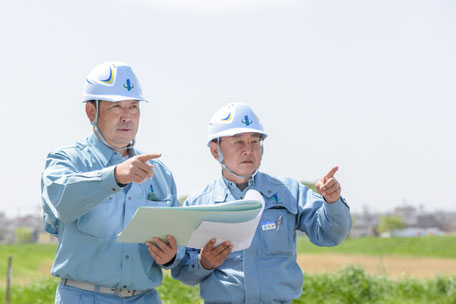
[376,215,405,234]
[297,266,456,304]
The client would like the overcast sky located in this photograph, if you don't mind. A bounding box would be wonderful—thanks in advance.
[1,0,455,217]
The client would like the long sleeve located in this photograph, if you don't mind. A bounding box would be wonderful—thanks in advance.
[41,150,123,225]
[171,247,214,286]
[297,186,352,246]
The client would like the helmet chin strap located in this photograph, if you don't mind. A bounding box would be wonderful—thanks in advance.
[216,138,262,180]
[91,100,134,152]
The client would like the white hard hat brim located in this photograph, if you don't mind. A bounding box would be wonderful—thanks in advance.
[83,94,148,103]
[207,127,267,144]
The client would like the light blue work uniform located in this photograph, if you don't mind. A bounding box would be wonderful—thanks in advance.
[172,172,352,304]
[41,134,185,303]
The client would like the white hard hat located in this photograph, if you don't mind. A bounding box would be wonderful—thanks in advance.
[207,103,267,145]
[82,61,147,103]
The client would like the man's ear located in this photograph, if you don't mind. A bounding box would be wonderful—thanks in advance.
[85,102,96,123]
[209,141,219,160]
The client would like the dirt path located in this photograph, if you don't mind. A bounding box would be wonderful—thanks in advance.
[297,253,456,279]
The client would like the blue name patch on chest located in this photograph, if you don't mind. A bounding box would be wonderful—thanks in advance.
[261,220,276,231]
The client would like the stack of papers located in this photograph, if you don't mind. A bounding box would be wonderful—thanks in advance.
[116,189,265,251]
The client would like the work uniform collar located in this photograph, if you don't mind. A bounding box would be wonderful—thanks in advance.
[213,171,281,201]
[223,174,255,201]
[252,173,279,199]
[254,173,297,213]
[214,171,255,202]
[87,133,137,166]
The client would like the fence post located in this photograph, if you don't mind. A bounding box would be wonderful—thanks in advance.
[6,256,12,304]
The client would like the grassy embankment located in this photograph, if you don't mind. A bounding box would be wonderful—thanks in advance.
[297,235,456,258]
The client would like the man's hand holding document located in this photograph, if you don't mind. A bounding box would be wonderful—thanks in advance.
[117,190,265,252]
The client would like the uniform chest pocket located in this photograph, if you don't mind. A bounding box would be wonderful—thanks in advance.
[76,199,122,239]
[128,181,173,208]
[259,207,295,257]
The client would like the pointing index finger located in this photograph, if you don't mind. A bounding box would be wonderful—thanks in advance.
[137,153,162,163]
[325,166,339,179]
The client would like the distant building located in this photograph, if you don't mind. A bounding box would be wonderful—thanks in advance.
[0,215,13,243]
[394,205,418,226]
[349,207,379,238]
[416,214,439,229]
[349,204,456,238]
[0,213,52,244]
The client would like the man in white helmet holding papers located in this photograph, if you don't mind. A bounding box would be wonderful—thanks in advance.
[171,103,352,303]
[41,61,183,303]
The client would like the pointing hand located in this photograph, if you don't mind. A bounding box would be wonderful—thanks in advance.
[114,153,161,184]
[316,166,341,204]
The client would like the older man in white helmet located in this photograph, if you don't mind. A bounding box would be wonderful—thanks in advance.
[172,103,352,303]
[41,61,183,303]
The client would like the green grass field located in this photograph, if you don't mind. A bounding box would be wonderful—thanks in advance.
[0,244,57,284]
[297,235,456,258]
[1,236,456,303]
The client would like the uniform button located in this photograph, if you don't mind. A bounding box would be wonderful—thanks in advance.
[125,255,129,259]
[123,285,127,289]
[268,190,271,193]
[112,188,116,191]
[128,197,132,200]
[109,197,112,200]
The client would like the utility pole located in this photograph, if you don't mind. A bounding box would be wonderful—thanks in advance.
[6,256,12,304]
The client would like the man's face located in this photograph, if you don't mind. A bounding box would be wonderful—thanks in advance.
[211,132,263,182]
[87,100,140,148]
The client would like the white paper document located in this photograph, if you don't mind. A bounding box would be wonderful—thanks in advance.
[116,190,265,252]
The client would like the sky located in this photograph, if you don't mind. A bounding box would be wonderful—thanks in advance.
[0,0,455,217]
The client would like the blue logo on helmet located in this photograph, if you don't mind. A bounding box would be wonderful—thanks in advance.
[241,115,253,126]
[221,112,232,121]
[123,79,134,91]
[101,66,114,84]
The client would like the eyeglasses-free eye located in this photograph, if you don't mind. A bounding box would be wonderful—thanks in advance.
[226,138,263,150]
